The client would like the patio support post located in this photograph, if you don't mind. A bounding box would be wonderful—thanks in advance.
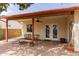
[73,10,79,52]
[31,17,35,46]
[5,18,8,42]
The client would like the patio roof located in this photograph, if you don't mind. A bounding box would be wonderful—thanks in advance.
[1,6,79,20]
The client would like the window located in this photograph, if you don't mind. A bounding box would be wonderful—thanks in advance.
[27,24,32,32]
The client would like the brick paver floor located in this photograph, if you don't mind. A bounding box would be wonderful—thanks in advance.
[0,37,79,56]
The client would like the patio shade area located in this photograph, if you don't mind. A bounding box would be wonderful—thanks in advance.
[1,6,76,42]
[1,5,79,52]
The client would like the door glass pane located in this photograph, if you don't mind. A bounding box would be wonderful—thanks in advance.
[46,25,50,38]
[53,25,57,38]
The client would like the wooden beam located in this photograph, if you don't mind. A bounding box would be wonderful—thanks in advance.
[5,19,8,42]
[32,17,35,45]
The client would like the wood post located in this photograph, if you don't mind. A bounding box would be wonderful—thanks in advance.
[31,17,35,46]
[5,19,8,42]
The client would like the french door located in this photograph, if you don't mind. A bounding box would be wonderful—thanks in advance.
[45,24,59,40]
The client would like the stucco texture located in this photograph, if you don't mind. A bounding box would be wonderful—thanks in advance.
[20,15,71,40]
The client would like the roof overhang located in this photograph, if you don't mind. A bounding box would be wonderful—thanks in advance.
[1,6,79,20]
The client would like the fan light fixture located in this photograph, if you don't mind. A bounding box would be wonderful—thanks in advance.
[36,17,40,22]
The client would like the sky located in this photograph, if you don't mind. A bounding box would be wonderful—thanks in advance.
[1,3,79,29]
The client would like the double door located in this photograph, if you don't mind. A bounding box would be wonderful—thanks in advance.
[45,24,59,40]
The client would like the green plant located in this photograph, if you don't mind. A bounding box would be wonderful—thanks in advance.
[0,3,33,13]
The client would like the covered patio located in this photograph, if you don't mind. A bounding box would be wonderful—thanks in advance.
[0,37,79,56]
[1,6,79,53]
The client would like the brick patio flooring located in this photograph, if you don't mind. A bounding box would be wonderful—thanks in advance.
[0,37,79,56]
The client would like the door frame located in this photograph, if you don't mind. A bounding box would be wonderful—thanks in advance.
[45,24,59,41]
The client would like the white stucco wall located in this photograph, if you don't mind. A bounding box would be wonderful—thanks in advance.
[20,15,70,40]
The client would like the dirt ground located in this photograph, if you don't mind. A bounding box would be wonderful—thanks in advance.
[0,39,79,56]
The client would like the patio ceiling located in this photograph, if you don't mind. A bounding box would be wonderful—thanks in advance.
[1,6,79,20]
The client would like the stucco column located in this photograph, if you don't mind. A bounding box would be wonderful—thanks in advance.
[73,10,79,51]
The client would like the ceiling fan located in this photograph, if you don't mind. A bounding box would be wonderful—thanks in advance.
[36,17,42,23]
